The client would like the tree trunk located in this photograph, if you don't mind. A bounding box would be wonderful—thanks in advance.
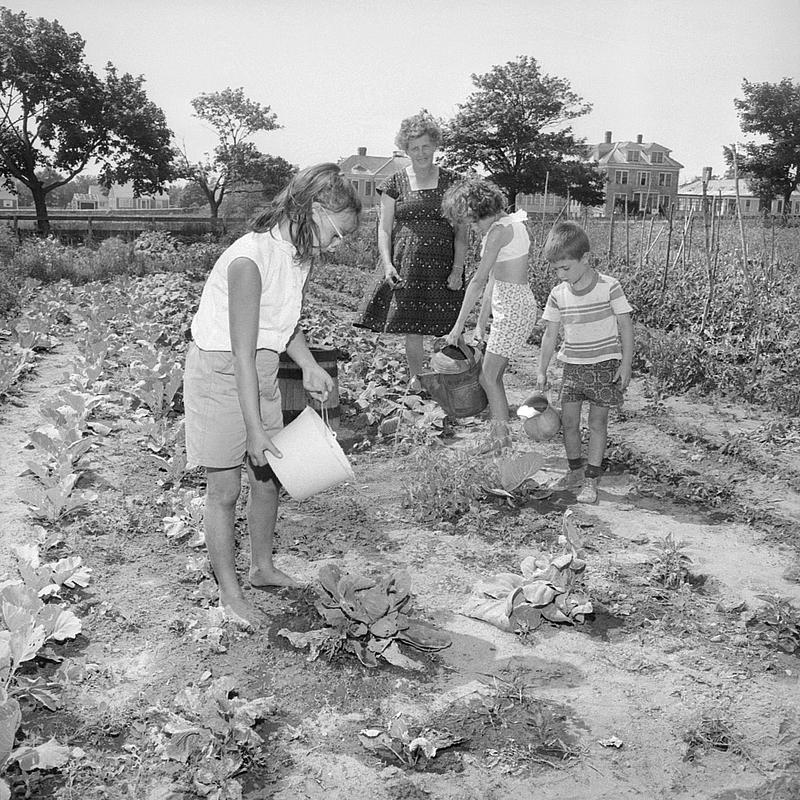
[783,186,794,219]
[30,184,51,237]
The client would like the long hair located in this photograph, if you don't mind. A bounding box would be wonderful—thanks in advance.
[250,163,361,261]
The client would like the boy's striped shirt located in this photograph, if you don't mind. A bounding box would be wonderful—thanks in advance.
[541,271,632,364]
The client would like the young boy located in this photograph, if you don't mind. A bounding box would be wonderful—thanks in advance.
[536,222,633,504]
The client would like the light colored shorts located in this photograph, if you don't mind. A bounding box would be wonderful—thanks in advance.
[486,281,538,359]
[183,343,283,469]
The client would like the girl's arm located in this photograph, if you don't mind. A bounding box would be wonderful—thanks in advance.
[536,319,560,390]
[615,312,634,390]
[445,225,510,346]
[228,257,281,466]
[285,328,334,402]
[377,193,400,284]
[448,221,468,290]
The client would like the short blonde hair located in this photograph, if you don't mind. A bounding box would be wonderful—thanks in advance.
[441,176,506,224]
[395,111,442,152]
[542,221,591,261]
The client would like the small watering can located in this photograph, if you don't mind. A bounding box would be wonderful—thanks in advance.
[517,392,561,442]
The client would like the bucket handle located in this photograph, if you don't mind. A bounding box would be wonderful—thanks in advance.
[317,399,337,439]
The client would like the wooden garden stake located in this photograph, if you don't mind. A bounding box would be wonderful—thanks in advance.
[606,208,615,267]
[624,201,630,266]
[731,145,763,384]
[661,204,674,292]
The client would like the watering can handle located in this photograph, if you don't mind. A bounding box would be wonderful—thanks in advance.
[456,336,477,367]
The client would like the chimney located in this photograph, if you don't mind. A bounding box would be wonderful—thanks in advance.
[357,146,367,156]
[636,134,643,144]
[604,131,612,144]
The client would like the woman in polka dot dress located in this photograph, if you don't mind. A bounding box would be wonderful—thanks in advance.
[357,111,468,387]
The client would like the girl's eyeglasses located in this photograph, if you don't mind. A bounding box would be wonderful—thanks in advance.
[322,207,345,240]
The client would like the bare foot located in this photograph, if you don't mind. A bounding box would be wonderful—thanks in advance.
[219,593,267,630]
[249,565,300,589]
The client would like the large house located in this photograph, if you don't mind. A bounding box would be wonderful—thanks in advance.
[677,178,800,217]
[339,147,410,207]
[588,132,683,216]
[0,185,18,209]
[69,182,169,211]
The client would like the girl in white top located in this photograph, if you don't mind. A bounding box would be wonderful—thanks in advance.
[442,177,538,454]
[184,164,361,629]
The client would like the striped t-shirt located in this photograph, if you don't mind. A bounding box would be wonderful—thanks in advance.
[541,271,632,364]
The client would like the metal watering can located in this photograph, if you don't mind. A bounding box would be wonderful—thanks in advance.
[517,392,561,442]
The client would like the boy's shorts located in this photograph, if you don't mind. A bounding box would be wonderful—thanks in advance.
[183,343,284,469]
[560,359,623,407]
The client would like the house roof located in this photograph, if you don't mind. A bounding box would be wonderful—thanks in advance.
[339,153,411,179]
[590,141,683,169]
[0,185,16,200]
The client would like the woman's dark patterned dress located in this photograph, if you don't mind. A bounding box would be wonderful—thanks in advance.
[367,167,464,335]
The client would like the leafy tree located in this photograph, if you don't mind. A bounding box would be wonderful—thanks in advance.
[176,87,282,219]
[220,154,297,221]
[15,169,96,207]
[171,181,208,209]
[728,77,800,215]
[441,56,604,207]
[0,7,176,234]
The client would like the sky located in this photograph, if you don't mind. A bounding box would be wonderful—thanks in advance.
[4,0,799,184]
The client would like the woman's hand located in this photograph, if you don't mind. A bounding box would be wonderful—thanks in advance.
[447,266,463,290]
[384,264,402,286]
[470,325,485,344]
[444,327,461,347]
[247,427,281,468]
[535,373,548,392]
[302,362,334,402]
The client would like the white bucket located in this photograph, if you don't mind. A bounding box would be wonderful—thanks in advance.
[265,406,355,501]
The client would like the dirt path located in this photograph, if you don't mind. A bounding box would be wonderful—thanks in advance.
[2,301,800,799]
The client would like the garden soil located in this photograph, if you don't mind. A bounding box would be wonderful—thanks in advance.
[2,323,800,799]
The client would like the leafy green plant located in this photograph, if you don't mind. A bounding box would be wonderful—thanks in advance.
[403,448,495,524]
[278,565,450,671]
[127,346,183,419]
[153,676,277,799]
[17,473,98,524]
[683,715,747,762]
[747,595,800,654]
[163,491,206,548]
[461,545,593,634]
[649,534,692,589]
[358,715,465,768]
[1,549,86,797]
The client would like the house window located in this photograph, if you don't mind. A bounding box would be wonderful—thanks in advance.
[744,199,751,211]
[613,193,629,211]
[651,152,664,164]
[660,196,671,211]
[614,170,629,185]
[626,150,640,163]
[365,181,373,196]
[638,172,648,186]
[350,180,359,190]
[658,172,672,187]
[775,200,784,214]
